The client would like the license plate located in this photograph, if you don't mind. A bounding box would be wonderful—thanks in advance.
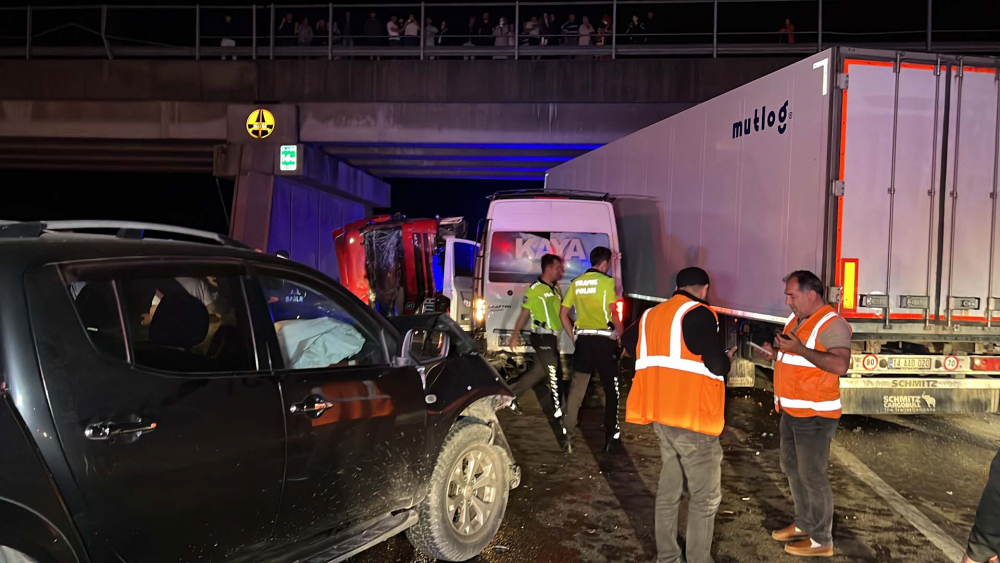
[888,358,931,370]
[496,332,512,346]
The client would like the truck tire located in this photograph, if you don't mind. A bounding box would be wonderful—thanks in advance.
[406,421,510,561]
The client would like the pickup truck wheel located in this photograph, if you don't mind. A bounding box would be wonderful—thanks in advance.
[406,421,510,561]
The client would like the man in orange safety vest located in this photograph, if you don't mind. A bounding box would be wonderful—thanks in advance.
[625,267,734,563]
[756,270,851,558]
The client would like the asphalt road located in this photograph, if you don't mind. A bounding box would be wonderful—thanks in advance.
[349,373,999,563]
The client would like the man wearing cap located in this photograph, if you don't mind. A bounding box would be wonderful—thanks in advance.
[560,246,625,453]
[625,267,734,563]
[508,253,569,448]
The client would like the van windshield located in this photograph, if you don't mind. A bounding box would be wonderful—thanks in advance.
[488,232,611,283]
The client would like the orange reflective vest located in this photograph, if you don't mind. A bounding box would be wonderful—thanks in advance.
[773,305,846,419]
[625,294,725,436]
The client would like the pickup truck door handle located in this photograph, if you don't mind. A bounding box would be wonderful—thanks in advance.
[85,418,157,441]
[289,394,335,416]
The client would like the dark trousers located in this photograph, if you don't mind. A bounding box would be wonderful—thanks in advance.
[967,449,1000,562]
[565,334,620,442]
[779,413,839,546]
[510,333,564,420]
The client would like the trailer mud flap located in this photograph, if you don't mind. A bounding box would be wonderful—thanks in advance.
[840,378,1000,415]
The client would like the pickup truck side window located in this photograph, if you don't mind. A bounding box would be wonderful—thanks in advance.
[69,280,128,361]
[117,276,256,374]
[256,275,387,370]
[67,274,257,374]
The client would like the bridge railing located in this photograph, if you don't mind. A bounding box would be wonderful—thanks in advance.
[1,1,998,61]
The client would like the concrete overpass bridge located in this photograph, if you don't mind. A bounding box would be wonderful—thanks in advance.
[0,58,793,181]
[1,56,807,273]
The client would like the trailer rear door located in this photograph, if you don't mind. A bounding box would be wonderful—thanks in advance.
[940,64,1000,325]
[838,58,945,322]
[837,54,1000,325]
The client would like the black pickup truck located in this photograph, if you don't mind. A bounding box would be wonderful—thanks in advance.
[0,221,519,563]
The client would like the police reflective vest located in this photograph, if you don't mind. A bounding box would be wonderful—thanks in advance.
[625,294,725,436]
[523,279,563,333]
[773,305,845,419]
[563,269,618,332]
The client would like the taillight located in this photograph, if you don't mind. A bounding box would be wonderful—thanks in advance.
[474,298,487,322]
[972,357,1000,371]
[615,300,624,323]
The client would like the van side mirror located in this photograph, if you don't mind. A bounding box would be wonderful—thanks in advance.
[402,328,450,364]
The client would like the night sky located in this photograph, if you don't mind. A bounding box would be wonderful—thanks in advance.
[2,171,235,234]
[1,170,539,235]
[376,178,542,236]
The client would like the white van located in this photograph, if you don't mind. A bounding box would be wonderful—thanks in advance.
[473,191,623,358]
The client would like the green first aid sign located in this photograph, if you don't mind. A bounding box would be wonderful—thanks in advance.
[279,145,298,171]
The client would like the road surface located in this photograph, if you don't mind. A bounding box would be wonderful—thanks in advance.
[349,372,998,562]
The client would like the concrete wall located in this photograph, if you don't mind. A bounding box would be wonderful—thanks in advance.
[0,100,226,139]
[0,58,795,104]
[297,102,692,144]
[0,99,689,146]
[230,172,369,281]
[265,176,368,281]
[229,147,382,281]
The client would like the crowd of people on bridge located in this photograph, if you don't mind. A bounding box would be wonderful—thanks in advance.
[208,7,796,56]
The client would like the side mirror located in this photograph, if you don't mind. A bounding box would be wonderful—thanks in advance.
[402,328,450,364]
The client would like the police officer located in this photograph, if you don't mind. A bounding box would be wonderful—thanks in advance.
[508,253,569,448]
[560,246,624,453]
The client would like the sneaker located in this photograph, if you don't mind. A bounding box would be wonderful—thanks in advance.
[784,539,833,557]
[771,524,809,542]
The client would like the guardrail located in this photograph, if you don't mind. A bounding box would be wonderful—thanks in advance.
[1,1,998,61]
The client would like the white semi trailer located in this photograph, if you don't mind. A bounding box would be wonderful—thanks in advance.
[546,47,1000,415]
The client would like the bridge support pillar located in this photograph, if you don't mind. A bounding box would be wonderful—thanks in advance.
[214,142,390,281]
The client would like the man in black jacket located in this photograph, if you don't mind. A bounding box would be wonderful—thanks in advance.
[363,12,382,47]
[963,450,1000,563]
[474,12,492,47]
[620,271,731,379]
[624,266,733,563]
